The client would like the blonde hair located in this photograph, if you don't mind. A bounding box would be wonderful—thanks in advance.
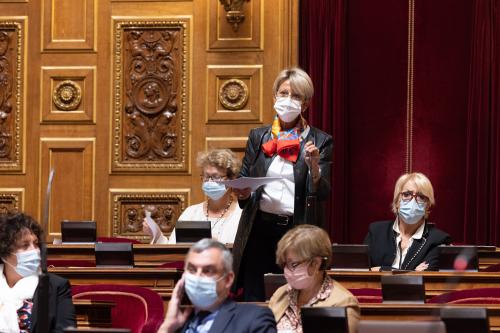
[276,225,332,270]
[391,172,435,219]
[272,67,314,102]
[196,149,241,179]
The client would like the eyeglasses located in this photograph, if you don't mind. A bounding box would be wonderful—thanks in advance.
[283,258,310,272]
[276,90,303,102]
[400,191,429,204]
[200,175,227,182]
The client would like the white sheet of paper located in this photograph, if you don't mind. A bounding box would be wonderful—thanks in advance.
[219,176,282,191]
[145,211,161,242]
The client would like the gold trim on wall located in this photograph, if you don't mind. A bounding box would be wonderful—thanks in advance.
[0,17,26,173]
[111,17,191,173]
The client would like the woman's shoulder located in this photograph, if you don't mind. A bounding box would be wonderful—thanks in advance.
[269,283,289,305]
[309,126,333,141]
[368,220,394,231]
[328,280,359,306]
[178,202,205,220]
[426,224,452,244]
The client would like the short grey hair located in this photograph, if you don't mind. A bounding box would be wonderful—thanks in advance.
[188,238,233,273]
[272,67,314,102]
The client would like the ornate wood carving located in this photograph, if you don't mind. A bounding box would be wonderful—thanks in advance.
[52,80,82,111]
[112,18,190,172]
[0,20,24,172]
[218,79,248,110]
[111,190,189,241]
[0,189,23,214]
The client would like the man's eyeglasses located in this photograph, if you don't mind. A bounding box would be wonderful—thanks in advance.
[200,175,227,182]
[276,91,303,102]
[400,191,429,204]
[283,259,310,272]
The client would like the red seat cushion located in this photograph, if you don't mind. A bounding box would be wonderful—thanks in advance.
[428,288,500,304]
[72,284,164,333]
[348,288,383,303]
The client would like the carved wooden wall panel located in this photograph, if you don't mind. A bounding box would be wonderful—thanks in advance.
[40,139,95,239]
[42,0,95,51]
[208,0,261,50]
[0,18,25,172]
[41,66,95,123]
[0,188,24,214]
[112,17,190,172]
[205,137,247,161]
[207,65,262,123]
[110,189,189,241]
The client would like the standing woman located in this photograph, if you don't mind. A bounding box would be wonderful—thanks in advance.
[232,67,333,301]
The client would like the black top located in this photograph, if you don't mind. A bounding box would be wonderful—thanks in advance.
[31,273,76,333]
[363,220,452,271]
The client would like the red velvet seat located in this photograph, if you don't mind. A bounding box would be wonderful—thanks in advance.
[480,263,500,272]
[348,288,383,303]
[97,237,142,244]
[428,288,500,304]
[72,284,164,333]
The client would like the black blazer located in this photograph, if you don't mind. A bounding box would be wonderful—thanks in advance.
[232,125,333,283]
[31,273,76,333]
[179,299,276,333]
[364,220,452,271]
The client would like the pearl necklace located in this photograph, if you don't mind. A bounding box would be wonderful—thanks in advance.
[206,196,233,231]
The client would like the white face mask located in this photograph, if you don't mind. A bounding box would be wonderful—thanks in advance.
[398,198,426,225]
[274,97,302,123]
[2,249,41,277]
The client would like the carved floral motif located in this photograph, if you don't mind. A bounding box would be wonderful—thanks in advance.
[0,30,13,160]
[218,79,248,110]
[52,80,82,111]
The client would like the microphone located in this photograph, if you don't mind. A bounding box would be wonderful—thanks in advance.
[37,168,55,333]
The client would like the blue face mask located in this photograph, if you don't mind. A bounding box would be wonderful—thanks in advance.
[184,273,224,309]
[398,198,426,225]
[202,181,227,201]
[3,249,41,277]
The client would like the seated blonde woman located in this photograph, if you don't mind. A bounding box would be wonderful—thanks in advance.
[364,172,452,271]
[143,149,242,244]
[269,225,359,333]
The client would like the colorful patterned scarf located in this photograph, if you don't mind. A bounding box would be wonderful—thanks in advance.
[261,116,306,163]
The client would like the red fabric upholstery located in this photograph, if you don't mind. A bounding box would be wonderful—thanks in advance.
[428,288,500,304]
[47,259,95,267]
[158,261,184,269]
[72,284,164,333]
[97,237,142,244]
[480,263,500,272]
[348,288,383,303]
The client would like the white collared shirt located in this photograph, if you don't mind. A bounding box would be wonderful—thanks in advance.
[391,218,425,269]
[259,127,310,216]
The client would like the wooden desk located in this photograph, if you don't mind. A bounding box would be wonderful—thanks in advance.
[74,300,113,328]
[47,244,194,267]
[328,271,500,298]
[360,304,500,332]
[50,267,182,303]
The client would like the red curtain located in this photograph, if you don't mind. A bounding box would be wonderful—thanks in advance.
[299,0,348,241]
[464,0,500,244]
[299,0,500,245]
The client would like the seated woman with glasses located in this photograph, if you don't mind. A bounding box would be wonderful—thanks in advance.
[364,172,452,271]
[143,149,242,244]
[269,225,359,333]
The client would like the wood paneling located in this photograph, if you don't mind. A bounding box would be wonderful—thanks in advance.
[40,138,95,239]
[208,0,262,50]
[0,0,297,238]
[0,17,25,173]
[206,65,262,123]
[41,66,95,123]
[42,0,95,51]
[0,188,24,213]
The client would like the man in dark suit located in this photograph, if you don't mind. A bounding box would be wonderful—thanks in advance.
[157,238,276,333]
